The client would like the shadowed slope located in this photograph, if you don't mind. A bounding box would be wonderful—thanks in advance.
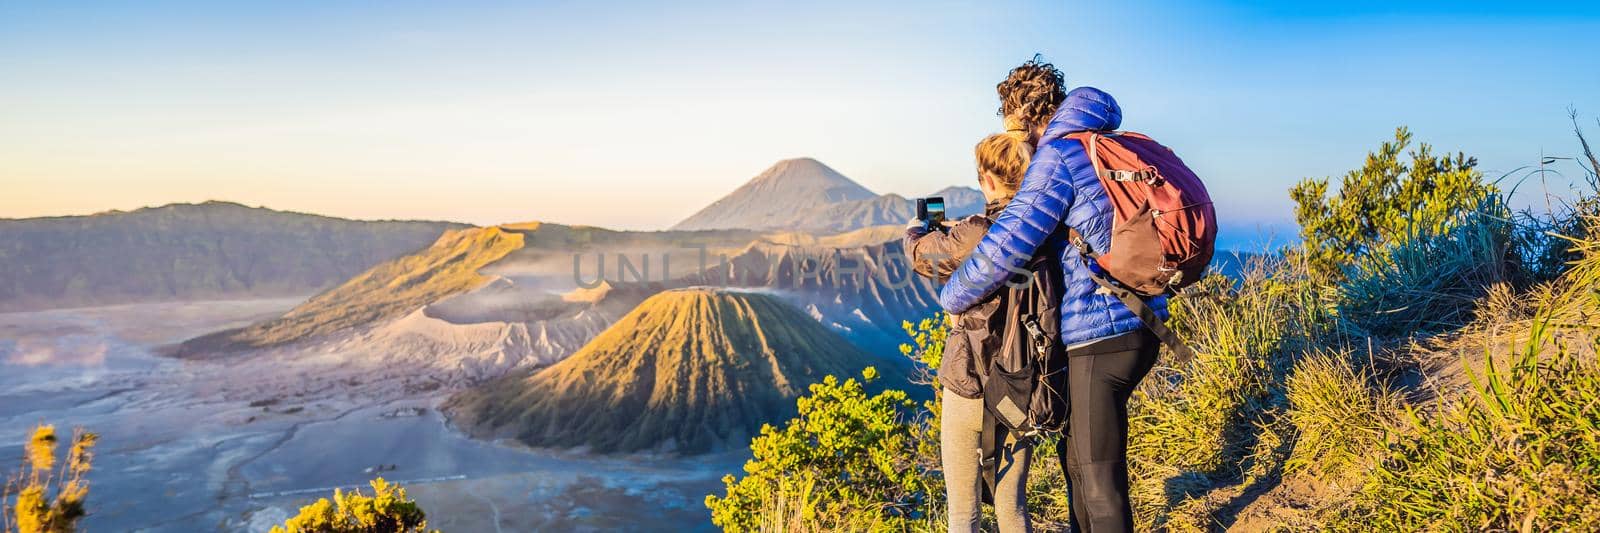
[444,288,871,454]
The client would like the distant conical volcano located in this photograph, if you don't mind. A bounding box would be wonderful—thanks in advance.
[671,158,878,231]
[443,287,871,454]
[672,158,987,232]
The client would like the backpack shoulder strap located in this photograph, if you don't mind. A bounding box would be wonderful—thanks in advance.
[1066,131,1108,182]
[1066,228,1198,365]
[1085,272,1197,365]
[979,408,1038,507]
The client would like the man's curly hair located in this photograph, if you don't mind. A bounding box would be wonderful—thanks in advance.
[996,55,1066,133]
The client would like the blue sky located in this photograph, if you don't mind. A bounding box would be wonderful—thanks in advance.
[2,1,1597,249]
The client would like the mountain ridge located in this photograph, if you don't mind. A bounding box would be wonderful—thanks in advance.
[177,225,525,355]
[0,201,467,312]
[1,200,468,225]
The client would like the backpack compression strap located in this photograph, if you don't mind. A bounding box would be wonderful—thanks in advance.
[979,408,999,506]
[1081,131,1162,184]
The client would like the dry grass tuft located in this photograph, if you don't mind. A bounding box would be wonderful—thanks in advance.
[5,425,97,533]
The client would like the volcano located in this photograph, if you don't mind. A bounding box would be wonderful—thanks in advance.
[671,158,878,231]
[443,288,872,454]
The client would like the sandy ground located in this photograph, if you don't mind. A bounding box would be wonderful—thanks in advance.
[0,299,741,532]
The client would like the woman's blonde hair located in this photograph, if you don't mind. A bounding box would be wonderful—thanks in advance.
[975,129,1033,194]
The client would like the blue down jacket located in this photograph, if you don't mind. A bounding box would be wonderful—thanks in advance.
[938,86,1167,346]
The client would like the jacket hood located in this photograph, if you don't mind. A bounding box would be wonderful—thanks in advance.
[1040,86,1122,142]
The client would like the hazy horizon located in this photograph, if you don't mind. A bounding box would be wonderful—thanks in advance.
[4,1,1599,232]
[0,156,969,227]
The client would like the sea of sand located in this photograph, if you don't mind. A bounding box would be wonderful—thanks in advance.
[0,299,739,532]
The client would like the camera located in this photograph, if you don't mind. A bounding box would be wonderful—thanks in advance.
[916,196,946,232]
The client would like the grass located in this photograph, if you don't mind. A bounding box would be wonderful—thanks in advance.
[1352,313,1600,530]
[1120,255,1326,529]
[1344,216,1600,531]
[1282,350,1397,484]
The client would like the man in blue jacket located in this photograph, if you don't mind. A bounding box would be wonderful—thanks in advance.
[940,60,1164,533]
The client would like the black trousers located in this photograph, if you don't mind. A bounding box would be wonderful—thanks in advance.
[1055,330,1158,533]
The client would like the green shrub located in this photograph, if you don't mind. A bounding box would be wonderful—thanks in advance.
[269,478,435,533]
[1291,127,1497,280]
[705,368,938,532]
[898,318,949,502]
[1334,200,1514,338]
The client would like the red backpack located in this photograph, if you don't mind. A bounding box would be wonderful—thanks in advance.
[1066,131,1217,360]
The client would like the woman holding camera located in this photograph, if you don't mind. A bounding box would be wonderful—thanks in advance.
[905,125,1038,533]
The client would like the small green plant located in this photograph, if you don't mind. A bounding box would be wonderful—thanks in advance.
[269,478,435,533]
[899,317,949,380]
[3,425,97,533]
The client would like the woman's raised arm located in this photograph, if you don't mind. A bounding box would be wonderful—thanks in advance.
[937,141,1078,314]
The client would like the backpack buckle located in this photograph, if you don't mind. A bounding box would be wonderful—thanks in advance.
[1108,167,1162,184]
[1022,316,1050,357]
